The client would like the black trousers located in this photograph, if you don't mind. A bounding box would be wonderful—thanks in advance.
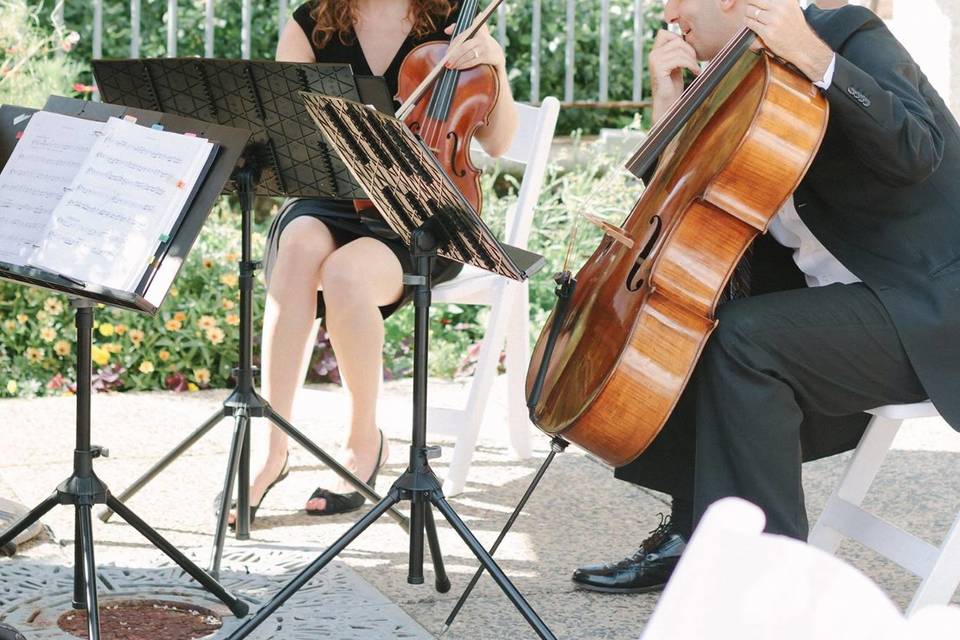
[615,281,928,539]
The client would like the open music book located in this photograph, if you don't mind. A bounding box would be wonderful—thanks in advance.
[0,110,216,292]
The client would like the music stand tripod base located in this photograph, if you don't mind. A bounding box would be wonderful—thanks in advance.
[0,300,249,640]
[224,228,555,640]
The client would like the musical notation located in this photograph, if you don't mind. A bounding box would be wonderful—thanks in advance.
[1,112,213,292]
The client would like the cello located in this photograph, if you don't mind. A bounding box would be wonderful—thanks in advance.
[525,28,830,467]
[354,0,503,215]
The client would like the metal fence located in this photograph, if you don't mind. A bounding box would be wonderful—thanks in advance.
[55,0,882,108]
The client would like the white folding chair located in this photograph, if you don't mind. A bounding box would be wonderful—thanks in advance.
[429,97,560,496]
[809,401,960,614]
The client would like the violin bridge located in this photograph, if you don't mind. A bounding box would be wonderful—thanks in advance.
[581,212,635,249]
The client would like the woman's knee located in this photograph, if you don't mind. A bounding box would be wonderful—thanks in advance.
[319,240,403,305]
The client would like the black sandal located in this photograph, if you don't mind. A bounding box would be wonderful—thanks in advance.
[306,430,386,516]
[213,453,290,528]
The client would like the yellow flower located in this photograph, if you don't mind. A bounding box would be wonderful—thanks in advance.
[219,273,238,288]
[170,287,179,298]
[138,361,155,374]
[36,310,48,322]
[221,299,235,310]
[159,350,170,362]
[25,347,44,363]
[129,329,145,347]
[105,343,122,354]
[40,327,56,342]
[193,368,211,385]
[206,327,225,345]
[98,323,115,337]
[115,324,127,335]
[202,258,214,269]
[226,314,240,326]
[225,251,240,263]
[6,380,17,394]
[197,315,217,330]
[4,320,17,332]
[16,314,27,324]
[173,311,187,322]
[43,297,64,315]
[164,319,182,331]
[187,383,199,392]
[54,340,71,357]
[91,345,110,366]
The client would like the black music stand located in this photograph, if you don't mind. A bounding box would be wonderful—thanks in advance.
[0,98,251,640]
[91,59,414,578]
[224,93,555,639]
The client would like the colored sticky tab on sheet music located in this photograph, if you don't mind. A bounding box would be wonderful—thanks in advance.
[147,255,156,265]
[15,131,23,140]
[176,180,186,189]
[151,123,165,131]
[123,115,138,123]
[159,234,170,243]
[183,132,197,138]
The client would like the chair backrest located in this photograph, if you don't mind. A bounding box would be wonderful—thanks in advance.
[473,97,560,249]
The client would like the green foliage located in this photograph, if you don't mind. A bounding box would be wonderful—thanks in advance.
[45,0,664,135]
[0,0,85,107]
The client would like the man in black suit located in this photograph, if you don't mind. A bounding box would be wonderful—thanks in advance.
[573,0,960,594]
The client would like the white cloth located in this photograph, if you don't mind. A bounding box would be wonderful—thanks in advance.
[767,197,861,288]
[814,54,837,90]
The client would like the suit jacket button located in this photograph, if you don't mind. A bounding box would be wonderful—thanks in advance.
[847,86,857,96]
[862,97,871,107]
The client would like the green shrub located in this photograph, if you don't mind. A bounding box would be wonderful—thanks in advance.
[0,0,85,107]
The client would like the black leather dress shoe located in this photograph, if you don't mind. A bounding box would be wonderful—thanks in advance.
[572,516,686,594]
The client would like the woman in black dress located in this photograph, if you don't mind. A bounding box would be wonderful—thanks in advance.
[230,0,517,523]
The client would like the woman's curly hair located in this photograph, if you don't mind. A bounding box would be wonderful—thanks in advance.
[309,0,455,50]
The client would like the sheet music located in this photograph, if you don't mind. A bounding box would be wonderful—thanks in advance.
[29,117,213,291]
[0,111,104,264]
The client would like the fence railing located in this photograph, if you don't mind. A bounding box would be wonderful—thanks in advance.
[60,0,880,108]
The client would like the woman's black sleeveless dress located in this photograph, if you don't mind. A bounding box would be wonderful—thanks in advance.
[264,1,464,319]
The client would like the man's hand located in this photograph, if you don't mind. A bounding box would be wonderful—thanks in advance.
[745,0,834,84]
[649,29,701,124]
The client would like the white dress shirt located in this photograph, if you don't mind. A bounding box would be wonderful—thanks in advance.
[766,54,859,288]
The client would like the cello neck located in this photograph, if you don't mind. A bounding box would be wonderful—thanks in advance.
[624,27,756,180]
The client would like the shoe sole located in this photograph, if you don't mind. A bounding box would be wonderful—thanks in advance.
[571,579,666,594]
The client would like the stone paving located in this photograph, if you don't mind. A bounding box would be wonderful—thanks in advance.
[1,378,959,639]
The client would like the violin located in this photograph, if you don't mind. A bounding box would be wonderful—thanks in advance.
[525,29,830,467]
[354,0,502,216]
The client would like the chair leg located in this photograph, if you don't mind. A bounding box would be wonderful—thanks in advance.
[504,283,532,459]
[442,284,513,497]
[809,415,902,554]
[908,510,960,615]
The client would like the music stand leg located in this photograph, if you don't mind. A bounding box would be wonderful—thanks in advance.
[210,412,249,578]
[98,409,223,523]
[73,510,86,609]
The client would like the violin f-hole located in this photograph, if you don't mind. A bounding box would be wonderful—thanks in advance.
[625,215,662,292]
[447,130,466,177]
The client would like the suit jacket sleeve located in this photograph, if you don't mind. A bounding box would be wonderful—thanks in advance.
[825,20,944,187]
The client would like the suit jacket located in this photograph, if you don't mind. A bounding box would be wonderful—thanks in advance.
[796,5,960,433]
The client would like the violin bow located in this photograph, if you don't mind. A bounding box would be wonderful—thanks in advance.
[394,0,505,121]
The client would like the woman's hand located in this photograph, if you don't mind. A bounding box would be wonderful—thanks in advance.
[444,23,505,71]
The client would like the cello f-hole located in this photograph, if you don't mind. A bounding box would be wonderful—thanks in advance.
[625,215,662,292]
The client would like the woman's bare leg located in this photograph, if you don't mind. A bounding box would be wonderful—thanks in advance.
[305,237,403,511]
[229,216,335,524]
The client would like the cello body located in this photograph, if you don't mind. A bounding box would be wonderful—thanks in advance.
[525,49,829,467]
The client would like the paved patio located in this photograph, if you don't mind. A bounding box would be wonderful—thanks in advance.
[1,377,958,638]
